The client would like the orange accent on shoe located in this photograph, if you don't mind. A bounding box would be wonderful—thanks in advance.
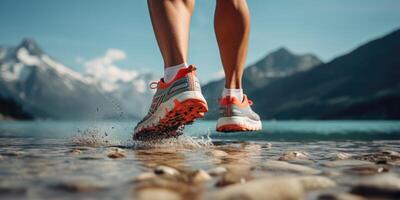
[134,97,208,140]
[216,123,260,132]
[157,65,197,89]
[219,95,252,108]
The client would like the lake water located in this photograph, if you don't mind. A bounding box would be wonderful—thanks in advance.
[1,120,400,141]
[0,120,400,200]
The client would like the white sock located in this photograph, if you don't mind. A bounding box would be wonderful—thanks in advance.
[164,63,188,83]
[222,87,244,102]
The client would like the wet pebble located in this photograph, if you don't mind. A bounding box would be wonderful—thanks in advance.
[134,172,157,182]
[350,173,400,199]
[69,149,81,155]
[75,147,95,151]
[190,170,211,183]
[2,151,24,157]
[107,148,126,159]
[134,176,190,195]
[296,176,336,191]
[262,160,321,175]
[136,188,181,200]
[263,142,272,149]
[279,151,309,161]
[216,165,252,187]
[322,160,374,168]
[318,193,366,200]
[211,177,304,200]
[344,165,389,175]
[357,150,400,163]
[207,149,228,157]
[334,152,353,160]
[154,166,180,176]
[208,166,227,177]
[52,181,104,193]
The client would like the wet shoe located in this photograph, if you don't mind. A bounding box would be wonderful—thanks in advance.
[133,65,208,140]
[216,95,262,132]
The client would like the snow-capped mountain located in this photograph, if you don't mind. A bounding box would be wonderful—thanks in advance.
[0,39,156,120]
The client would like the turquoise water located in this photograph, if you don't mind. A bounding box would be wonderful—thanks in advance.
[0,120,399,141]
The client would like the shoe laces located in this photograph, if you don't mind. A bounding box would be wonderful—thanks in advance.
[148,65,197,90]
[149,81,159,89]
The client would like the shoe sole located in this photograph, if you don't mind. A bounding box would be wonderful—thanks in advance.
[216,116,262,132]
[134,91,208,140]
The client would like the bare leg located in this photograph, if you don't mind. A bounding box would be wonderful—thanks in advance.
[214,0,250,89]
[148,0,195,68]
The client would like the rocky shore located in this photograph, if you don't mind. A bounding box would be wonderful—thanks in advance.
[0,138,399,200]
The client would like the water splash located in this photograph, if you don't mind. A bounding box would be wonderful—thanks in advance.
[71,128,118,147]
[70,127,213,149]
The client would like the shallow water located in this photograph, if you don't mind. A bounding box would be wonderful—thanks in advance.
[0,120,400,199]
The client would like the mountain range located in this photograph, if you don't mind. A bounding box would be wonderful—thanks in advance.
[202,29,400,119]
[1,28,399,120]
[202,47,322,119]
[0,39,156,120]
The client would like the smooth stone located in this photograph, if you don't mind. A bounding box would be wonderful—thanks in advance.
[154,166,180,176]
[263,143,272,149]
[208,167,227,177]
[133,176,189,194]
[350,173,400,198]
[134,172,157,182]
[136,188,181,200]
[296,176,336,191]
[279,151,309,161]
[216,165,252,187]
[322,160,374,168]
[79,156,103,160]
[190,170,211,183]
[345,165,389,175]
[318,193,366,200]
[288,159,314,165]
[320,171,342,177]
[110,147,125,153]
[390,160,400,166]
[2,151,24,157]
[380,150,400,157]
[211,177,304,200]
[107,147,126,159]
[75,147,95,151]
[356,150,400,163]
[107,152,125,159]
[69,149,81,155]
[207,149,229,157]
[52,181,104,193]
[262,160,321,175]
[334,152,353,160]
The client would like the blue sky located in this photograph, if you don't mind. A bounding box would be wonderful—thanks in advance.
[1,0,399,83]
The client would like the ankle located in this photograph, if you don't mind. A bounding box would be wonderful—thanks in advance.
[224,79,242,89]
[164,63,187,83]
[222,87,244,102]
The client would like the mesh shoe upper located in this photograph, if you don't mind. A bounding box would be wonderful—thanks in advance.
[219,95,260,121]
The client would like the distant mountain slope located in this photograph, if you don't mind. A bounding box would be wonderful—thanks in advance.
[202,48,322,118]
[251,29,400,119]
[0,97,33,120]
[0,39,156,120]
